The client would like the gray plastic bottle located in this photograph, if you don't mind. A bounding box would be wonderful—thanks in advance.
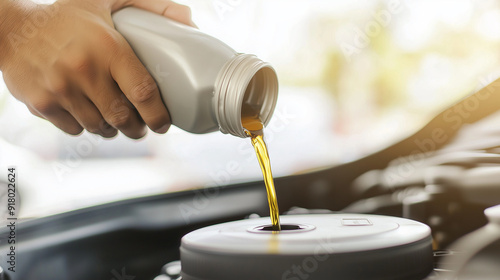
[112,7,278,138]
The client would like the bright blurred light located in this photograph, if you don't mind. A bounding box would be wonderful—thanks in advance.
[476,10,500,41]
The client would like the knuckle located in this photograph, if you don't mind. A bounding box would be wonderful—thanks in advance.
[130,78,158,103]
[100,122,118,137]
[30,98,58,116]
[56,44,94,77]
[107,110,132,128]
[66,55,92,75]
[47,79,71,98]
[84,124,101,134]
[99,29,122,52]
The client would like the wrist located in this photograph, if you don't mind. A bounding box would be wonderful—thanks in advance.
[0,0,35,68]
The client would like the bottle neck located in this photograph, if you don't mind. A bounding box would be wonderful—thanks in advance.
[214,54,279,138]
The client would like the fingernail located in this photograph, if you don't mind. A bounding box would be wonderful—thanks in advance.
[156,123,170,134]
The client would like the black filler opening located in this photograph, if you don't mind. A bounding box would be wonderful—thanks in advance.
[258,224,303,231]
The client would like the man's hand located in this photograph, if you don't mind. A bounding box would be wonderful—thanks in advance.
[0,0,194,139]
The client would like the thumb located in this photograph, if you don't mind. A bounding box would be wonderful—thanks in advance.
[112,0,196,27]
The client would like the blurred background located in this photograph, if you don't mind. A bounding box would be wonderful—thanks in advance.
[1,0,500,218]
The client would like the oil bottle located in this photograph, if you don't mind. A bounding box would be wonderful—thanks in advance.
[112,7,279,138]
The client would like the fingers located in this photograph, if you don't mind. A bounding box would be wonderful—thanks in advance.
[137,0,195,27]
[109,42,171,135]
[50,35,147,139]
[28,102,84,136]
[63,95,119,138]
[87,77,148,139]
[43,67,119,138]
[112,0,196,27]
[50,67,145,139]
[28,94,120,138]
[159,1,196,27]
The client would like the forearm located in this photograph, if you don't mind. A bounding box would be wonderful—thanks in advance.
[0,0,33,68]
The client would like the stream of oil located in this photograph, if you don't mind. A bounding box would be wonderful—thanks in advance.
[242,106,281,231]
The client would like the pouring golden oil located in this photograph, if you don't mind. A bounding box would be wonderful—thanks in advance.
[242,105,281,231]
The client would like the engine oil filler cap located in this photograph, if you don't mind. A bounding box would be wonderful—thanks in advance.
[180,214,433,280]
